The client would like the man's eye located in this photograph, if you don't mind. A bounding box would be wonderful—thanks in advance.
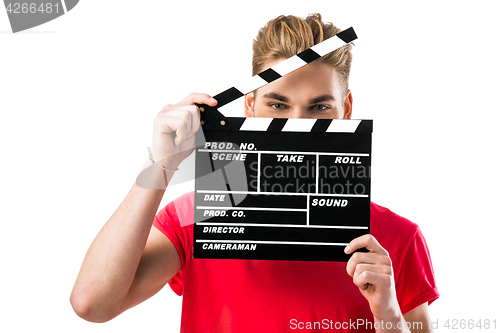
[312,105,328,111]
[271,103,287,110]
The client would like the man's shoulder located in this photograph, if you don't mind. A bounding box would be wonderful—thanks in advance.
[370,202,420,253]
[157,191,195,228]
[371,202,419,232]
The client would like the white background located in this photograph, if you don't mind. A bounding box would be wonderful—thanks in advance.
[1,0,499,332]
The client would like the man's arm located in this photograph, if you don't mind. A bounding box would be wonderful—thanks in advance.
[70,93,217,323]
[70,180,178,323]
[404,303,433,333]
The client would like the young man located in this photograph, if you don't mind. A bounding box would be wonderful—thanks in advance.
[71,14,439,332]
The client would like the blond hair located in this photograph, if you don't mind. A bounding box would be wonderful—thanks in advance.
[252,13,353,98]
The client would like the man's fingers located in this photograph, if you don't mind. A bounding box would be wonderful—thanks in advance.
[150,93,215,168]
[154,116,184,134]
[354,270,392,291]
[159,106,201,135]
[352,263,392,282]
[346,252,391,277]
[175,93,218,107]
[344,234,388,256]
[155,108,203,146]
[154,116,190,146]
[188,106,201,136]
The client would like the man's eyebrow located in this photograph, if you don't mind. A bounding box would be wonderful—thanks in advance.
[262,92,289,103]
[309,94,335,104]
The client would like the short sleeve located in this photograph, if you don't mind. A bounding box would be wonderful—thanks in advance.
[153,192,194,296]
[396,227,440,314]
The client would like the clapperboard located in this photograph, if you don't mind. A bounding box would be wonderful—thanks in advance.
[193,27,372,262]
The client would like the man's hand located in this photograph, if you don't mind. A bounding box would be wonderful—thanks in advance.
[151,93,217,169]
[345,234,406,330]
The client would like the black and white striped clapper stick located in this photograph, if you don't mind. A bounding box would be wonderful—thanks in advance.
[194,27,373,262]
[198,27,358,129]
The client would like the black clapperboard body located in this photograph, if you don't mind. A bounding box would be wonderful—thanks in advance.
[193,28,372,262]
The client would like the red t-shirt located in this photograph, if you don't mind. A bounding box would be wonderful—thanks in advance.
[154,192,439,332]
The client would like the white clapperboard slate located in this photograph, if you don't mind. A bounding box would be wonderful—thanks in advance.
[193,27,372,262]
